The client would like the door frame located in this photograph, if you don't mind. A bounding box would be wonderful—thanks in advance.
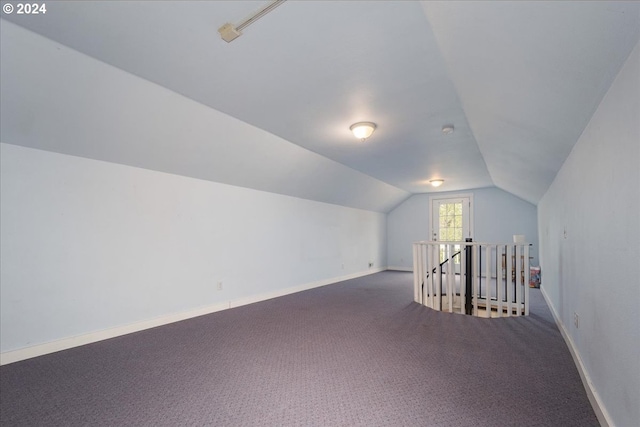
[428,193,474,242]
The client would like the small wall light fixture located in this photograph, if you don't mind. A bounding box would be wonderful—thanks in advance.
[350,122,377,142]
[430,179,444,187]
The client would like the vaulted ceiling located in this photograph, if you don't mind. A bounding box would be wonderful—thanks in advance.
[2,1,639,208]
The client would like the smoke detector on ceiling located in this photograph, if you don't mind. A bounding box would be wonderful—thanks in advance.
[442,125,454,135]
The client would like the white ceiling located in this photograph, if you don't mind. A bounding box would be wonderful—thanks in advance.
[2,1,639,206]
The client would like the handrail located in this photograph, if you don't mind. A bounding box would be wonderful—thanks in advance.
[440,250,461,268]
[422,250,461,283]
[432,251,461,310]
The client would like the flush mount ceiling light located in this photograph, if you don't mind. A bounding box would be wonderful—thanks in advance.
[350,122,377,142]
[218,0,287,43]
[430,179,445,187]
[442,124,454,135]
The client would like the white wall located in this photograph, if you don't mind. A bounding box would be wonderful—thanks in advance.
[387,187,538,270]
[0,19,394,362]
[0,143,386,354]
[537,42,639,427]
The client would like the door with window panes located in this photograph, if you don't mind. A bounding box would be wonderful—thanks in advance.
[431,197,471,272]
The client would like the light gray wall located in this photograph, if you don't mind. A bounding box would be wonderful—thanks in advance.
[387,187,538,270]
[537,41,639,427]
[0,20,393,356]
[0,20,409,214]
[0,143,387,353]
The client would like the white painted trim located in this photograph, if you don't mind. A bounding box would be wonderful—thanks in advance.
[540,286,611,427]
[0,302,228,366]
[229,268,385,308]
[0,269,382,366]
[386,266,413,272]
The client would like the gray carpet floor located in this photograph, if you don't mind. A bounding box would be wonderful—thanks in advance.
[0,271,598,426]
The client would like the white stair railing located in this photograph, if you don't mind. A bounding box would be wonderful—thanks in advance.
[412,241,531,318]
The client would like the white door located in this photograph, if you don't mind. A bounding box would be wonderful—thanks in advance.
[430,196,473,267]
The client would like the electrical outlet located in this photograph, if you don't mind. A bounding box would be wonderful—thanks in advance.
[574,312,579,328]
[217,281,223,291]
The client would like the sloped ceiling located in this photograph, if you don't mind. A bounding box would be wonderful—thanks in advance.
[1,1,638,207]
[421,1,640,202]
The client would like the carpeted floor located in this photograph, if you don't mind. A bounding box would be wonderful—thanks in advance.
[0,271,598,426]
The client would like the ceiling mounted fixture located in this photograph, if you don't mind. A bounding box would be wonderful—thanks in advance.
[442,124,454,135]
[430,179,444,187]
[350,122,377,142]
[218,0,287,43]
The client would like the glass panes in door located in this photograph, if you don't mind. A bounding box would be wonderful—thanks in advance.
[432,197,471,265]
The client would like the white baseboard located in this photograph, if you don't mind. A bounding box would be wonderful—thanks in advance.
[1,269,382,366]
[540,286,611,427]
[386,266,413,272]
[0,301,228,366]
[229,268,384,308]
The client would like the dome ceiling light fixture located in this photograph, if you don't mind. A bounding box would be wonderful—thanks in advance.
[430,179,445,187]
[350,122,377,142]
[442,124,454,135]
